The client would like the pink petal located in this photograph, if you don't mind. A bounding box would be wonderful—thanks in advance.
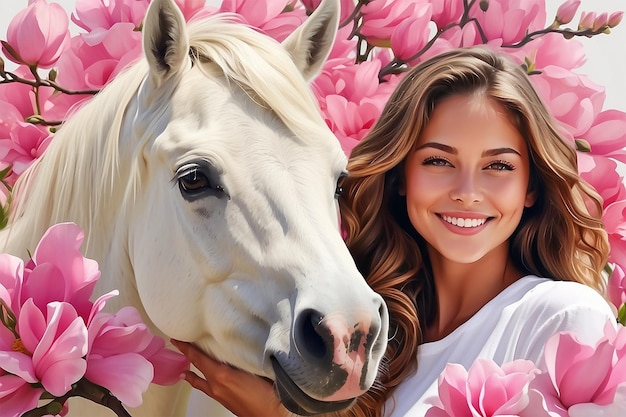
[0,351,37,383]
[86,353,153,408]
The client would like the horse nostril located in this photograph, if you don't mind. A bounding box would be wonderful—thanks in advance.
[295,309,331,363]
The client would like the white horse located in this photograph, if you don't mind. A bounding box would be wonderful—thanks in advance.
[0,0,389,416]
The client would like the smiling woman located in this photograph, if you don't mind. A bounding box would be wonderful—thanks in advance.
[337,46,619,417]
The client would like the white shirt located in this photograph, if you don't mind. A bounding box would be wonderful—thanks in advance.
[385,275,617,417]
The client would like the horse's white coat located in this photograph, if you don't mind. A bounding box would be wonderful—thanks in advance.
[0,0,388,416]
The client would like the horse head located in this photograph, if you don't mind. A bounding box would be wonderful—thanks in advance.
[2,0,389,415]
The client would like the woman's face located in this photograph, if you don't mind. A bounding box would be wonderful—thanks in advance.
[403,93,536,264]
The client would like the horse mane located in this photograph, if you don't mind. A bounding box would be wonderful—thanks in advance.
[3,14,327,257]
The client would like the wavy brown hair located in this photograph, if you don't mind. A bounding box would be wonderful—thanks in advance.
[333,46,609,417]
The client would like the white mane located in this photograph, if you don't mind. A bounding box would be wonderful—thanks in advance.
[2,14,326,259]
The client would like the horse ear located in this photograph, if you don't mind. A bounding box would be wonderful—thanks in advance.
[143,0,191,87]
[282,0,339,82]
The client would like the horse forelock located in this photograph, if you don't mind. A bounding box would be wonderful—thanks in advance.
[186,15,331,146]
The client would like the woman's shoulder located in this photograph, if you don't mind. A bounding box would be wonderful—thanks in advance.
[508,275,616,347]
[519,276,610,311]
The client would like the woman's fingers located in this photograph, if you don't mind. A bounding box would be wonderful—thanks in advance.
[171,339,288,417]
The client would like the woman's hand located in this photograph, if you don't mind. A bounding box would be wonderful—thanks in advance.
[171,339,289,417]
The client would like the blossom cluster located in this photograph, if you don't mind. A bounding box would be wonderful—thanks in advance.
[1,1,625,317]
[0,223,189,417]
[426,322,626,416]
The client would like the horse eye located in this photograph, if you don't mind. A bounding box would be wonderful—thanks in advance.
[175,163,229,200]
[179,168,210,193]
[335,173,348,199]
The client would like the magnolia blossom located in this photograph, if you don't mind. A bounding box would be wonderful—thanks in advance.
[426,322,626,416]
[531,66,606,139]
[360,0,423,47]
[71,0,149,33]
[300,0,355,24]
[219,0,306,41]
[608,264,626,313]
[390,3,433,66]
[0,223,189,415]
[1,0,71,68]
[424,359,541,417]
[312,59,400,152]
[0,99,53,179]
[1,0,626,413]
[530,322,626,415]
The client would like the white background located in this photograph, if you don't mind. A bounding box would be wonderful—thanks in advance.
[1,0,625,113]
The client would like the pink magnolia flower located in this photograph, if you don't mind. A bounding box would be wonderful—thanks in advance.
[0,98,54,178]
[300,0,356,25]
[0,223,190,414]
[466,0,547,46]
[219,0,306,42]
[608,264,626,313]
[311,59,400,154]
[173,0,207,21]
[85,306,188,408]
[1,0,71,68]
[580,109,626,164]
[324,25,359,68]
[429,0,464,29]
[54,14,144,93]
[531,322,626,415]
[0,368,43,417]
[425,358,541,417]
[15,299,89,397]
[390,4,433,66]
[71,0,149,32]
[530,66,606,139]
[518,32,586,73]
[19,223,101,321]
[577,153,626,268]
[360,0,423,47]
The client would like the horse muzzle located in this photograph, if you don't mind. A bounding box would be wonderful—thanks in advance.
[269,306,388,415]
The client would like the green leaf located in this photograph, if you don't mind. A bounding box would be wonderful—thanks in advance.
[0,164,12,180]
[618,304,626,326]
[575,138,591,152]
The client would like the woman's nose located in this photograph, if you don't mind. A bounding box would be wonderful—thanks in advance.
[449,172,482,204]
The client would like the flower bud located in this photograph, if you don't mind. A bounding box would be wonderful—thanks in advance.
[578,11,595,30]
[555,0,580,25]
[608,11,624,28]
[48,68,58,82]
[592,12,609,32]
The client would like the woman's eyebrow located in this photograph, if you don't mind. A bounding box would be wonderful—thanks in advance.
[415,142,521,157]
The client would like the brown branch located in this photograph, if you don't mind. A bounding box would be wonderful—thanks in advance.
[20,379,133,417]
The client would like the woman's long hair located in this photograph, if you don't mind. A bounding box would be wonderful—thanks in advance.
[336,46,609,417]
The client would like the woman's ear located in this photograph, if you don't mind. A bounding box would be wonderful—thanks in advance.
[524,188,537,208]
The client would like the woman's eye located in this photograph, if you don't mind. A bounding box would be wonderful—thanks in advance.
[423,156,452,167]
[486,160,515,171]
